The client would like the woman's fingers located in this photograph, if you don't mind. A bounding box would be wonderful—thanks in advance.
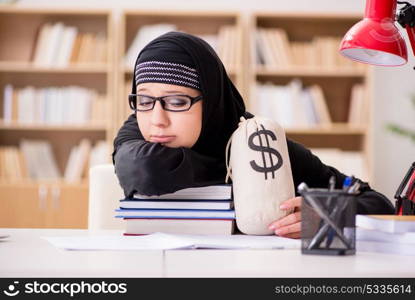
[268,211,301,230]
[279,231,301,239]
[267,197,303,239]
[279,196,302,210]
[272,221,301,237]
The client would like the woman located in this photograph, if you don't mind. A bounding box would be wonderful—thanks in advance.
[113,31,394,239]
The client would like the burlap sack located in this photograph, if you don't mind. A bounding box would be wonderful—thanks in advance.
[226,116,295,235]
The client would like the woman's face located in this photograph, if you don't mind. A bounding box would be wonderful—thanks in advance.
[135,82,203,148]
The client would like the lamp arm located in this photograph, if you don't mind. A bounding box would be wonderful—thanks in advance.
[397,0,415,59]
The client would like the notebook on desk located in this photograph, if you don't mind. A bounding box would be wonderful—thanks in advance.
[356,215,415,233]
[356,214,415,255]
[43,232,301,251]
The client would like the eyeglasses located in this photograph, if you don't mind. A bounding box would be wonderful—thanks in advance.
[129,94,203,112]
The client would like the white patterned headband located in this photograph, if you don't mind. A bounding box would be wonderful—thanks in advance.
[135,60,201,91]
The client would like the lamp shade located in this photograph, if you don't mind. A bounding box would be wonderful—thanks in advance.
[339,0,407,66]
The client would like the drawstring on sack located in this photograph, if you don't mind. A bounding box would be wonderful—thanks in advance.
[225,116,247,183]
[225,131,233,183]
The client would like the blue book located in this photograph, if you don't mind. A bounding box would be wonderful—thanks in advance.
[115,208,236,219]
[119,199,233,210]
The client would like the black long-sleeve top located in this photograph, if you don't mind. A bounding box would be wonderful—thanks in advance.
[113,117,394,215]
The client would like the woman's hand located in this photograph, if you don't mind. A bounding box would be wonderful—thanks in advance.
[268,196,302,239]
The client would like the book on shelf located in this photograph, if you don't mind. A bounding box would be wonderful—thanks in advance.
[348,83,368,126]
[64,139,109,183]
[256,28,277,68]
[19,139,60,180]
[0,139,108,182]
[255,27,364,70]
[2,84,13,124]
[124,24,177,67]
[255,28,292,68]
[64,139,91,183]
[0,146,27,181]
[32,22,107,67]
[88,140,110,169]
[292,41,319,67]
[273,28,293,68]
[255,80,332,128]
[124,23,239,71]
[124,218,235,236]
[356,215,415,255]
[308,85,332,126]
[1,85,107,126]
[309,148,367,181]
[216,25,240,71]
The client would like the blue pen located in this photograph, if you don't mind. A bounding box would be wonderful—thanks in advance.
[326,176,353,248]
[342,176,353,191]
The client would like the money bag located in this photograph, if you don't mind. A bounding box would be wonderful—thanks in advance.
[226,116,295,235]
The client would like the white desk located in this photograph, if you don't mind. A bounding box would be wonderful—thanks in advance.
[0,229,164,277]
[1,228,414,277]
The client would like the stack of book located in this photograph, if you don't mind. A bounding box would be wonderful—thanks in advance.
[115,185,235,235]
[356,215,415,256]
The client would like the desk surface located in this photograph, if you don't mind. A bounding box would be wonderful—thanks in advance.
[1,228,414,277]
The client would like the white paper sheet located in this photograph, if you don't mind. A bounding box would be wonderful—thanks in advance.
[173,233,301,249]
[43,232,301,251]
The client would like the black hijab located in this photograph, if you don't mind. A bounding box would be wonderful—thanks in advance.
[114,31,251,163]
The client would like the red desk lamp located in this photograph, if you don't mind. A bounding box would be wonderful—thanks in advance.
[340,0,415,67]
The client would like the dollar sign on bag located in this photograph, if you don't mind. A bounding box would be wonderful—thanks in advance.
[248,124,283,180]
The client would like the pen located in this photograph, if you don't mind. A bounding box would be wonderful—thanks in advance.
[348,182,361,194]
[325,199,351,249]
[324,197,350,249]
[405,172,415,201]
[324,176,341,249]
[395,162,415,200]
[329,176,336,191]
[395,198,403,215]
[326,178,353,249]
[342,176,353,192]
[346,179,361,194]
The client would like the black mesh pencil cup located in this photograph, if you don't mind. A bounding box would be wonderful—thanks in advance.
[298,183,357,256]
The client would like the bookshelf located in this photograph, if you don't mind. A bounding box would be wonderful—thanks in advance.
[0,181,88,228]
[115,10,244,129]
[0,7,114,228]
[248,12,373,181]
[0,7,378,228]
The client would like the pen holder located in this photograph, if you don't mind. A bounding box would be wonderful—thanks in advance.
[300,188,356,256]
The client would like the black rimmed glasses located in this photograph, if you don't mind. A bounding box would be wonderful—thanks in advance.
[129,94,203,112]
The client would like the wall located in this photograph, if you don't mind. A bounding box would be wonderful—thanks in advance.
[372,35,415,200]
